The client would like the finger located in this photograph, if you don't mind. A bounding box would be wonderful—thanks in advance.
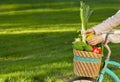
[87,40,94,45]
[86,32,93,36]
[86,31,92,34]
[86,29,94,34]
[87,38,97,45]
[88,41,97,45]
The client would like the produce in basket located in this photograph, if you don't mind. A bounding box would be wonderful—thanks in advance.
[72,2,102,78]
[86,34,94,41]
[92,46,102,54]
[84,44,93,51]
[72,1,102,54]
[72,41,86,51]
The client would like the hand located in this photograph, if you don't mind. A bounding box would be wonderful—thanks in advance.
[86,28,95,36]
[87,35,103,45]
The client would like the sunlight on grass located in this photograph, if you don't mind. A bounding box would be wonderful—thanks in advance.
[0,2,119,16]
[0,1,78,16]
[0,55,33,61]
[0,7,78,15]
[0,7,119,16]
[0,25,75,35]
[0,23,99,35]
[0,23,80,27]
[0,29,75,34]
[0,2,76,10]
[41,61,72,69]
[0,61,72,82]
[0,4,31,10]
[0,23,78,34]
[0,70,46,82]
[0,2,75,10]
[0,1,119,11]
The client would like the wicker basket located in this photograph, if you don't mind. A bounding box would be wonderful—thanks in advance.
[73,49,102,77]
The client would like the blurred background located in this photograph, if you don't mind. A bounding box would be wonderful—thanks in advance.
[0,0,120,82]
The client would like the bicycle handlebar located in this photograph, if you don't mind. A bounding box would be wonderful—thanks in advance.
[104,30,120,60]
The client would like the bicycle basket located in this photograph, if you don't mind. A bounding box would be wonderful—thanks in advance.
[73,50,102,77]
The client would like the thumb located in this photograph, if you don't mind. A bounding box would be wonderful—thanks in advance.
[86,28,95,35]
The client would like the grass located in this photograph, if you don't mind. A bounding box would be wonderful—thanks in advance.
[0,0,120,82]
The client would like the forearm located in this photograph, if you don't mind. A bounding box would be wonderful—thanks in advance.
[93,10,120,35]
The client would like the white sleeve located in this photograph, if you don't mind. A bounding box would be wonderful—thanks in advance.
[93,10,120,35]
[102,34,120,43]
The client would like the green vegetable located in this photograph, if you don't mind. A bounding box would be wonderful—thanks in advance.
[72,41,86,51]
[72,2,94,52]
[84,45,92,51]
[80,1,93,43]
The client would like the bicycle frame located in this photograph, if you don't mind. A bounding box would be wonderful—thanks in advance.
[98,59,120,82]
[97,31,120,82]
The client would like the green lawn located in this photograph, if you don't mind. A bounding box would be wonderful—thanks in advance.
[0,0,120,82]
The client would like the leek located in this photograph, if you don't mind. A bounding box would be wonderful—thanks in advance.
[80,1,93,43]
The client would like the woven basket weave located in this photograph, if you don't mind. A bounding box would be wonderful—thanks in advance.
[73,49,102,77]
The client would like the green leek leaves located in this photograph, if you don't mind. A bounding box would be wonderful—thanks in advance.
[80,1,93,43]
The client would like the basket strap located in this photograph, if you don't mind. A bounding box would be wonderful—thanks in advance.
[74,55,101,63]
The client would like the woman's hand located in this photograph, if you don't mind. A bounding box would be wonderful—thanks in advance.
[87,35,103,45]
[86,28,95,35]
